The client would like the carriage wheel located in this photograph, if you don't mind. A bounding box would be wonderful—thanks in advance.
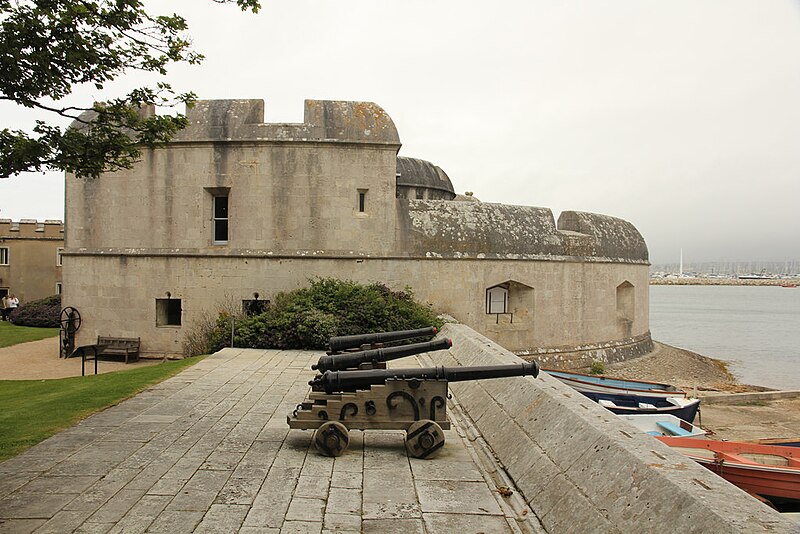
[313,421,350,457]
[405,419,445,459]
[59,307,82,332]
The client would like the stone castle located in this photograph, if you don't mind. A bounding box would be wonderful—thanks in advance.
[64,99,651,362]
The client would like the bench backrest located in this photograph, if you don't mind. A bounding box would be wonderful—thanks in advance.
[97,336,140,349]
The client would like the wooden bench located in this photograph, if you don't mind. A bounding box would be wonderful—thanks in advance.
[97,336,140,364]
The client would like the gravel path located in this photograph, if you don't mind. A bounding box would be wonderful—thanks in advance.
[0,337,161,380]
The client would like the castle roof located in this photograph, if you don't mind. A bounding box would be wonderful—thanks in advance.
[396,157,455,198]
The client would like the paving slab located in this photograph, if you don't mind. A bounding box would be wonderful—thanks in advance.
[0,348,534,532]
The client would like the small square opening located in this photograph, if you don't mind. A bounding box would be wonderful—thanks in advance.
[156,298,182,326]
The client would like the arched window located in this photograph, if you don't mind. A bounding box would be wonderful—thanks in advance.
[616,281,635,322]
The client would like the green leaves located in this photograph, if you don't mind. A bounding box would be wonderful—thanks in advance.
[212,278,444,352]
[0,0,260,179]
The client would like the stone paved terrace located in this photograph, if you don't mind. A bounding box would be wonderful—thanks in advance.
[0,349,540,533]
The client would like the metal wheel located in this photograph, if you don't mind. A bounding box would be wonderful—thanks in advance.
[405,419,445,459]
[313,421,350,457]
[59,307,81,332]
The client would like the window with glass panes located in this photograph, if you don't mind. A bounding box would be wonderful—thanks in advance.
[213,195,229,244]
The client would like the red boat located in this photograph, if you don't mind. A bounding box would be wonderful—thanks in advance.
[657,436,800,504]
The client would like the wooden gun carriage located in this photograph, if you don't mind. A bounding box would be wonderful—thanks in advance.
[288,329,539,458]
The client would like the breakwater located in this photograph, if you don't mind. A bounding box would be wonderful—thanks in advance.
[650,277,799,286]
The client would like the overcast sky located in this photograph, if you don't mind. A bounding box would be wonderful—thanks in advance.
[2,0,800,265]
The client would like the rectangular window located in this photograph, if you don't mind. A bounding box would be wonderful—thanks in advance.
[357,189,367,213]
[0,247,8,265]
[213,195,229,244]
[56,247,64,266]
[486,286,508,314]
[156,298,182,326]
[56,283,62,295]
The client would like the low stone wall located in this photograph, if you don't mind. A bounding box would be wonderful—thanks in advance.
[435,323,795,533]
[515,332,654,370]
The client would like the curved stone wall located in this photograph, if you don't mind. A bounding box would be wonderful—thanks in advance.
[558,210,649,262]
[396,157,456,200]
[399,200,565,257]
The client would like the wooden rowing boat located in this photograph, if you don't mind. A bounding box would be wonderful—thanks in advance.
[543,368,687,398]
[580,391,701,422]
[657,436,800,503]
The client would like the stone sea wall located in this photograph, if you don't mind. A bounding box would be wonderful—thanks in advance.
[435,323,797,533]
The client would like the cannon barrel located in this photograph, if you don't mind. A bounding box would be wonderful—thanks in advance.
[313,338,452,372]
[309,362,540,394]
[328,327,438,352]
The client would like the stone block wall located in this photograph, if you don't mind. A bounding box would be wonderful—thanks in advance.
[64,254,650,359]
[64,98,653,361]
[437,323,796,533]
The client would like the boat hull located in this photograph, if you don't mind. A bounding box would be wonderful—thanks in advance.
[657,437,800,503]
[580,391,701,423]
[544,369,686,398]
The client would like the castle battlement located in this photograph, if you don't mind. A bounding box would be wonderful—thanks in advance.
[120,99,400,146]
[0,219,64,238]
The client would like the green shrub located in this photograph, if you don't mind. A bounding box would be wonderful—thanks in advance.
[202,278,442,353]
[589,360,606,375]
[9,295,61,328]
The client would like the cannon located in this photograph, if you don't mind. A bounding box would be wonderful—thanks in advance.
[310,362,539,394]
[288,361,539,459]
[327,326,437,353]
[312,338,452,373]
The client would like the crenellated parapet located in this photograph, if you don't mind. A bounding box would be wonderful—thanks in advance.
[0,219,64,239]
[170,99,401,146]
[69,99,401,147]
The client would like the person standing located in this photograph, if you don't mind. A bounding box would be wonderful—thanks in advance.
[7,294,19,320]
[0,294,7,321]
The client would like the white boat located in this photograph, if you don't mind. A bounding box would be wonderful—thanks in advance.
[617,414,707,438]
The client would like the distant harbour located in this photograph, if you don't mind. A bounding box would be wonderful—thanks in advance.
[650,277,800,286]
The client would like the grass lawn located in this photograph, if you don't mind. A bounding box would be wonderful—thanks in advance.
[0,321,60,348]
[0,356,206,462]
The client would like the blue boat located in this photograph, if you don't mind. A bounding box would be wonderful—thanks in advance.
[543,368,686,398]
[579,391,701,423]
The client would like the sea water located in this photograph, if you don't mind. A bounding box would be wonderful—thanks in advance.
[649,285,800,390]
